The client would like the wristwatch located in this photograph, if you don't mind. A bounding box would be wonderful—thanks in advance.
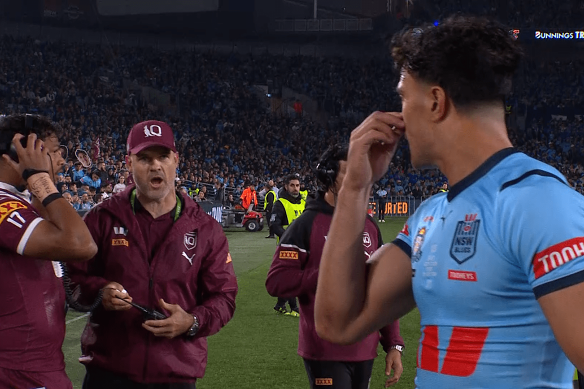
[389,345,404,355]
[185,315,199,338]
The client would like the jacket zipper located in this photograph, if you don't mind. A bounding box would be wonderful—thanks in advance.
[142,276,154,381]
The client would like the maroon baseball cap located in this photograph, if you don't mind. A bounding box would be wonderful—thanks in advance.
[127,120,177,155]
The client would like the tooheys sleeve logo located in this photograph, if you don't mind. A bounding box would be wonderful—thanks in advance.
[533,237,584,279]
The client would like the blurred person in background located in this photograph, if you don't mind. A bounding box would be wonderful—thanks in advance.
[270,173,306,316]
[267,144,405,388]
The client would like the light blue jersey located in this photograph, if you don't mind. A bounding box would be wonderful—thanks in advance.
[394,148,584,389]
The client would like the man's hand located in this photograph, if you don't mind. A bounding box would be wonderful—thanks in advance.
[344,112,405,192]
[101,282,133,311]
[2,133,51,176]
[384,348,404,387]
[142,298,194,339]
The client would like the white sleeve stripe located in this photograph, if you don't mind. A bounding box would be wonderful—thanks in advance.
[279,243,307,253]
[16,218,43,255]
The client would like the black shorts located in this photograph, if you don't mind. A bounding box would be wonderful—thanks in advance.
[303,359,374,389]
[83,365,196,389]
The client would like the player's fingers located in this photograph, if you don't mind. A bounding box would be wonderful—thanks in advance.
[142,323,172,336]
[158,298,175,312]
[393,364,404,379]
[354,117,403,144]
[353,112,405,137]
[143,317,171,327]
[1,154,19,170]
[33,138,44,153]
[10,133,26,153]
[366,111,405,127]
[350,126,395,150]
[385,376,399,387]
[113,303,132,311]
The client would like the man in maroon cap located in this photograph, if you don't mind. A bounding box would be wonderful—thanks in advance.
[68,120,238,388]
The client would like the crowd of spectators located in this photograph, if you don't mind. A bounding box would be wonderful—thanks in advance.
[1,33,583,211]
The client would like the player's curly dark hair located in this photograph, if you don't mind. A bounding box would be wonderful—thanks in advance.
[390,15,523,109]
[315,144,349,193]
[0,114,62,155]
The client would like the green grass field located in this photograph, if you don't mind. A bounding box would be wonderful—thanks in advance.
[63,217,420,388]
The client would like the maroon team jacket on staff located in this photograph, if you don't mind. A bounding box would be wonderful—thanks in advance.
[68,187,238,383]
[266,194,404,361]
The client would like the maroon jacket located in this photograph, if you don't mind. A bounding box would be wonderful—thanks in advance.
[266,194,404,361]
[68,187,238,383]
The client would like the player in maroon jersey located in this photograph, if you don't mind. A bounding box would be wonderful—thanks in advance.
[0,114,97,388]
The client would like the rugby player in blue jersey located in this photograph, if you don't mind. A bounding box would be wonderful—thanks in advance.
[315,15,584,389]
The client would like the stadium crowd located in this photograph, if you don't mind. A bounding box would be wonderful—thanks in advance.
[1,33,583,210]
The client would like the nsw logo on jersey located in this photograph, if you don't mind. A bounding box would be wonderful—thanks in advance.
[450,214,480,264]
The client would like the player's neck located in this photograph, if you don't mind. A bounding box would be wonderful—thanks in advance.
[437,113,512,187]
[0,165,26,192]
[324,190,335,207]
[136,190,177,219]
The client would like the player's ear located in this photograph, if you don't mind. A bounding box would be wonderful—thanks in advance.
[173,152,179,165]
[429,85,448,122]
[125,155,133,173]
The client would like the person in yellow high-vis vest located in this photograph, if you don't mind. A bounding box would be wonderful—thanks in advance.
[263,183,277,239]
[270,173,306,316]
[299,182,308,201]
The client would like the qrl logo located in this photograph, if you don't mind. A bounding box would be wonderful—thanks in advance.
[144,124,162,137]
[184,232,197,251]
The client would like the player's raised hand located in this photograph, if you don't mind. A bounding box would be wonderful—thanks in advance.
[2,133,51,176]
[344,112,404,191]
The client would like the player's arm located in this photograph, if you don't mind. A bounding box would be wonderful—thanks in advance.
[379,319,404,352]
[538,285,584,371]
[380,319,405,387]
[502,179,584,372]
[271,201,286,238]
[3,133,97,262]
[315,111,414,345]
[266,216,316,298]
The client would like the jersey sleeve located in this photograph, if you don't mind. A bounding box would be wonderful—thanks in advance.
[0,196,43,255]
[392,207,425,258]
[499,178,584,298]
[265,211,316,298]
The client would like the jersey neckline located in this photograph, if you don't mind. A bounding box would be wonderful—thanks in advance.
[0,182,32,203]
[447,147,520,202]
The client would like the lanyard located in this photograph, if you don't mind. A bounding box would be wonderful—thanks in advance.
[130,189,181,222]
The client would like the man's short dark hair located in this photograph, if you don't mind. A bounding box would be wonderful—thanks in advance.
[390,15,523,109]
[0,114,62,155]
[285,173,301,186]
